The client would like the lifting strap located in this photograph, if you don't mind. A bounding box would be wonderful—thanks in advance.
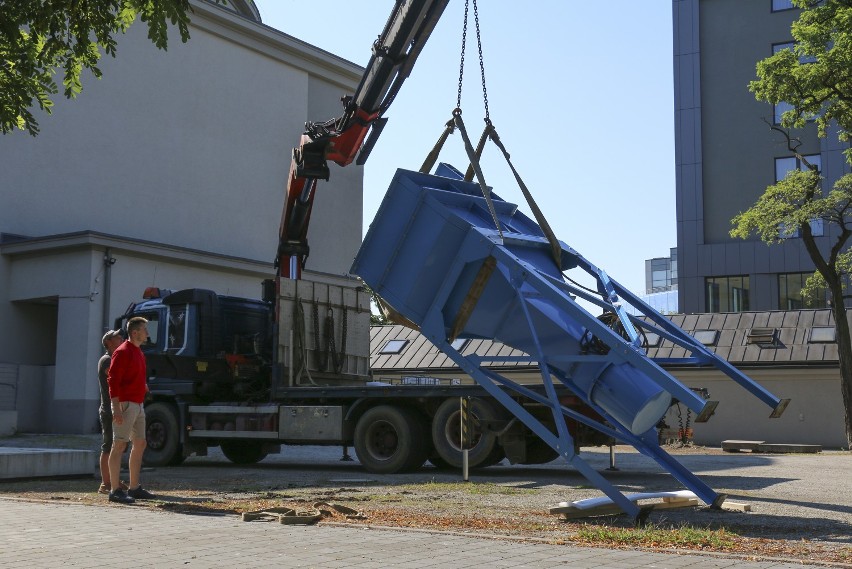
[483,124,563,271]
[420,0,561,268]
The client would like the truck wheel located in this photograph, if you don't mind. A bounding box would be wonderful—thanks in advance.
[431,398,504,469]
[220,441,267,465]
[144,402,185,466]
[354,406,429,474]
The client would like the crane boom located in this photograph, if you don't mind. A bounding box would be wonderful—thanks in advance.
[277,0,450,279]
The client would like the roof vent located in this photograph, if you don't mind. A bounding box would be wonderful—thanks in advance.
[747,327,776,345]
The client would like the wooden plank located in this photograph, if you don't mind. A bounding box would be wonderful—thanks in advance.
[721,500,752,512]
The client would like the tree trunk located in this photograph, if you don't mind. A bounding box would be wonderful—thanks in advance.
[828,281,852,449]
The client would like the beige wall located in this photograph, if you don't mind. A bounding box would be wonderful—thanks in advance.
[665,366,845,448]
[371,364,846,448]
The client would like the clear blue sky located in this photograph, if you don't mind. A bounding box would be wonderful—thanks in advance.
[253,1,676,296]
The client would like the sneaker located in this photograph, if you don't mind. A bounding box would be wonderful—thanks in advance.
[108,489,135,504]
[127,486,155,500]
[98,481,128,494]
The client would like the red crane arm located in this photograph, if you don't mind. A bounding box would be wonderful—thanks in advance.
[277,0,449,279]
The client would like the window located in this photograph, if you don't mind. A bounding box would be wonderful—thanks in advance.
[775,153,820,180]
[809,327,836,343]
[771,42,817,123]
[643,332,661,348]
[779,272,827,309]
[130,311,160,351]
[379,339,409,354]
[166,306,187,353]
[693,330,719,346]
[771,0,795,11]
[706,276,750,313]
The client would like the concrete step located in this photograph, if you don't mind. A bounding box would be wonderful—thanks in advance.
[721,440,764,452]
[756,443,822,454]
[721,440,822,454]
[0,447,95,479]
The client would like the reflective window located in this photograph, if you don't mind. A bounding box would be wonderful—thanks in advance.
[810,327,836,343]
[778,272,827,309]
[167,306,187,352]
[379,339,409,354]
[706,276,750,313]
[771,0,795,12]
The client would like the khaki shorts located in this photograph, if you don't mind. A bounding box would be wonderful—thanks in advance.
[112,402,146,443]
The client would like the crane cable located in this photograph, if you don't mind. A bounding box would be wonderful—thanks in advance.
[422,0,563,270]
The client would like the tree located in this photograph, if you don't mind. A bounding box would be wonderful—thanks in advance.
[733,0,852,448]
[1,0,201,136]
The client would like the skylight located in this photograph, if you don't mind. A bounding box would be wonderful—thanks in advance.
[379,339,409,354]
[692,330,718,346]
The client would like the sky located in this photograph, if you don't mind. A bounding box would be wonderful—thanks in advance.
[252,1,676,297]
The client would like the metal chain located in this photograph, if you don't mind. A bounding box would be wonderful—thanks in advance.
[456,0,490,121]
[472,0,489,122]
[456,0,469,109]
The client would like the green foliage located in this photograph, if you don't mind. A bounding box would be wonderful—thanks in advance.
[0,0,198,136]
[749,0,852,161]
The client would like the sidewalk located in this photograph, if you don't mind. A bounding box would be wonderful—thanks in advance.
[0,498,811,569]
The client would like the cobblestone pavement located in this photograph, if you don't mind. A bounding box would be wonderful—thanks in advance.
[0,498,815,569]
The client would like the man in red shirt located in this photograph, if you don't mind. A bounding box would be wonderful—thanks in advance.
[107,316,155,504]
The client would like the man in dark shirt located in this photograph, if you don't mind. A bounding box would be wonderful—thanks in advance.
[97,330,127,494]
[107,317,155,504]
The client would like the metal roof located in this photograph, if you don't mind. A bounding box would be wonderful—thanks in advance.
[370,325,535,372]
[370,309,840,372]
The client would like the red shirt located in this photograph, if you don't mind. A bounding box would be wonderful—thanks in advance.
[107,340,147,404]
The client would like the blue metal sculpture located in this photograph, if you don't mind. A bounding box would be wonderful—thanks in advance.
[352,164,789,520]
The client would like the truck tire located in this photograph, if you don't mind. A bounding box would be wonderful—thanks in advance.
[220,441,267,465]
[430,397,504,469]
[354,406,429,474]
[144,402,185,466]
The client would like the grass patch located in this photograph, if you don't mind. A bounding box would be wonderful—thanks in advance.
[573,523,738,550]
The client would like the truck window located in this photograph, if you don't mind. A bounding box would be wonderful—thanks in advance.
[132,312,160,352]
[167,306,187,353]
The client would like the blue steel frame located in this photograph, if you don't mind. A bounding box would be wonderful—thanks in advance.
[353,166,789,521]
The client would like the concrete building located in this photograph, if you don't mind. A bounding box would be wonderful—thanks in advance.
[673,0,849,313]
[0,1,365,434]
